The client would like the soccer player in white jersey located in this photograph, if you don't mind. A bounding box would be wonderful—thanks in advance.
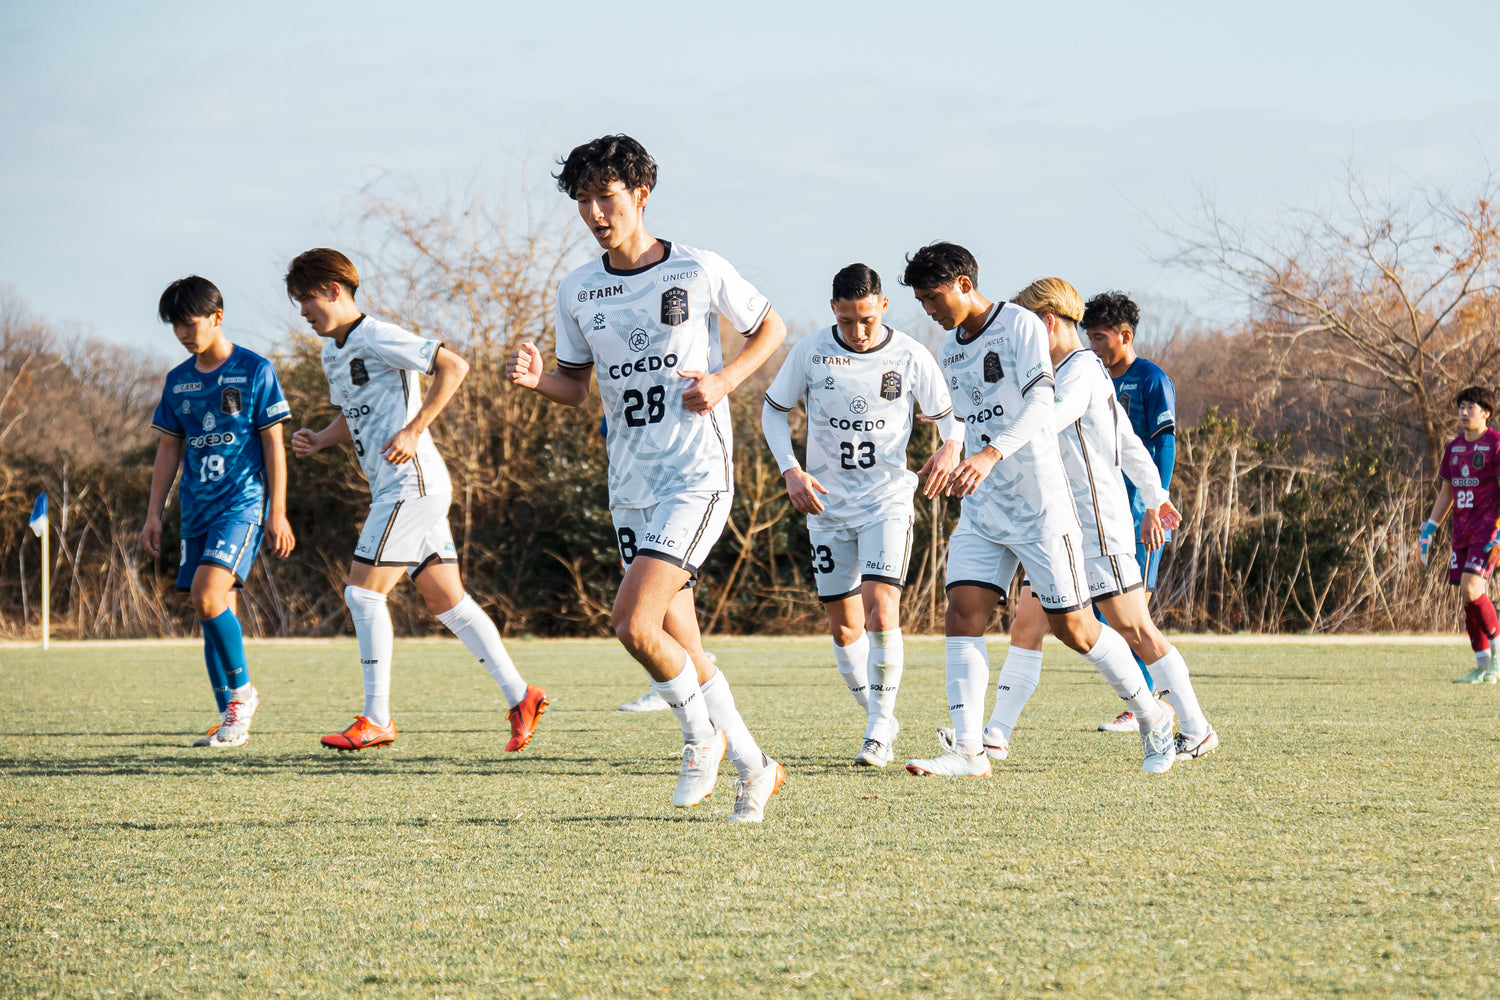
[941,279,1218,763]
[898,244,1176,777]
[761,263,962,767]
[285,248,547,754]
[506,135,788,821]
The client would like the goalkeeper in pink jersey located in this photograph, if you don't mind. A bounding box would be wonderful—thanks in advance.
[1418,386,1500,683]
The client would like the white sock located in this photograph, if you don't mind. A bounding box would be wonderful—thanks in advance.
[1082,624,1161,725]
[652,655,715,745]
[1148,646,1209,742]
[1478,649,1493,672]
[700,669,767,779]
[866,628,903,743]
[944,636,989,754]
[832,633,870,708]
[435,594,528,707]
[345,585,393,726]
[229,682,255,703]
[987,645,1043,744]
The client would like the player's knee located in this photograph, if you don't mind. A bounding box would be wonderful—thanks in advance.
[1049,612,1098,653]
[944,603,986,637]
[344,585,387,622]
[829,622,862,646]
[189,589,224,620]
[613,611,657,654]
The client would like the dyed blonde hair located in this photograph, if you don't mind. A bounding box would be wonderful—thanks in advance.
[1012,277,1084,324]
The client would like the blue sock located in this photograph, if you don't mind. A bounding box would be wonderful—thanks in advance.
[203,633,230,713]
[201,608,251,692]
[1095,602,1154,692]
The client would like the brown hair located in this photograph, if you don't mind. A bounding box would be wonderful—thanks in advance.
[285,248,360,300]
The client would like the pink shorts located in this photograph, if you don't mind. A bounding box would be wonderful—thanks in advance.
[1448,544,1494,585]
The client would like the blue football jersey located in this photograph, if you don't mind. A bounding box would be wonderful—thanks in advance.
[150,345,291,537]
[1111,357,1176,527]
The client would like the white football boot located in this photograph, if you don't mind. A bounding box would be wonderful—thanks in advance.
[728,758,786,823]
[1139,705,1175,774]
[935,725,1009,761]
[854,739,893,768]
[672,732,728,807]
[210,687,258,748]
[1173,727,1220,761]
[618,690,669,712]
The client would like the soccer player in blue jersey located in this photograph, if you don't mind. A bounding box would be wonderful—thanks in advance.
[1085,291,1176,732]
[141,276,295,747]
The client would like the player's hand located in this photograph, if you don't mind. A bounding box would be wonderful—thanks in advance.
[1157,499,1183,532]
[1141,506,1167,551]
[947,446,1001,498]
[679,369,730,414]
[1418,519,1438,566]
[507,341,544,390]
[141,516,162,558]
[784,468,829,514]
[265,512,296,558]
[291,427,321,458]
[382,425,419,464]
[918,439,963,499]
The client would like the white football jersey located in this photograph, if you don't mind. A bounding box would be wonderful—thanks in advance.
[555,241,770,509]
[764,325,953,528]
[320,316,451,503]
[1052,349,1168,557]
[938,302,1077,543]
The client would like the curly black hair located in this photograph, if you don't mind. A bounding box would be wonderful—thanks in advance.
[899,242,978,291]
[1081,291,1139,332]
[554,134,658,198]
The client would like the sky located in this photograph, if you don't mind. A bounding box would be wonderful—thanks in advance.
[2,0,1498,356]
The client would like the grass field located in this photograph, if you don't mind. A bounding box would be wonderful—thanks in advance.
[3,635,1498,999]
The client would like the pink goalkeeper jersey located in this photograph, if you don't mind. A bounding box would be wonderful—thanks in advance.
[1443,427,1500,547]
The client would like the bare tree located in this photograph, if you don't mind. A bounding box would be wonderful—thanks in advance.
[1167,168,1500,476]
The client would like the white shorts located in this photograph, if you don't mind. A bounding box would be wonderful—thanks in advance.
[1085,552,1144,602]
[808,515,914,601]
[354,494,457,577]
[612,490,731,578]
[945,524,1088,614]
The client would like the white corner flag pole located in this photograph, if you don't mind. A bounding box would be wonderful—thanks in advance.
[29,494,49,650]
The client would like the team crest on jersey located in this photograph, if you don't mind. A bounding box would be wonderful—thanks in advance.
[628,328,650,352]
[970,387,983,406]
[202,412,217,432]
[983,352,1003,383]
[180,399,191,415]
[220,386,242,415]
[880,371,902,401]
[350,358,369,386]
[1475,452,1486,469]
[661,286,689,326]
[851,396,869,414]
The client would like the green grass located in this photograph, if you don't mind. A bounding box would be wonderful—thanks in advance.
[2,635,1497,999]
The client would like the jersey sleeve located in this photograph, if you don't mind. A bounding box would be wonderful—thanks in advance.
[554,290,593,370]
[367,323,443,375]
[988,310,1057,459]
[150,375,184,438]
[1143,366,1177,438]
[1117,402,1170,509]
[253,360,292,430]
[1051,355,1091,428]
[911,347,954,419]
[705,252,772,335]
[762,340,808,412]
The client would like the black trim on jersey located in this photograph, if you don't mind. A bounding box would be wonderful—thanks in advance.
[352,554,419,567]
[1072,423,1108,555]
[1150,423,1177,439]
[924,406,953,421]
[945,579,1008,602]
[331,315,366,350]
[150,422,187,439]
[763,392,793,413]
[556,357,595,371]
[955,304,1001,346]
[830,324,895,355]
[253,413,293,431]
[425,342,445,376]
[739,298,773,337]
[1021,372,1054,397]
[396,371,427,495]
[601,240,673,276]
[818,586,863,604]
[708,412,732,488]
[861,574,906,590]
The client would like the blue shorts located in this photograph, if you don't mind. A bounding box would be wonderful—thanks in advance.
[177,519,264,591]
[1135,541,1164,591]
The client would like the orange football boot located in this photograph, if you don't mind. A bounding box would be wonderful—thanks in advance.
[321,715,397,751]
[505,685,549,752]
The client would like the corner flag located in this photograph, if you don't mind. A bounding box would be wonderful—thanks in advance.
[29,494,48,536]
